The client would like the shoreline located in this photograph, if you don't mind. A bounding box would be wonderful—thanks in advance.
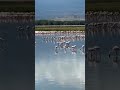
[35,31,85,36]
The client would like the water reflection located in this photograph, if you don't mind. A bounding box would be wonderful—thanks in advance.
[86,11,120,90]
[35,31,85,90]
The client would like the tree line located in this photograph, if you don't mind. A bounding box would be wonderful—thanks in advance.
[35,20,85,25]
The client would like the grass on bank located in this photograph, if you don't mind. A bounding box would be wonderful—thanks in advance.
[35,26,85,31]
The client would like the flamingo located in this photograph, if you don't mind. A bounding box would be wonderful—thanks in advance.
[55,46,58,54]
[87,48,95,62]
[109,46,120,63]
[17,26,25,39]
[25,25,31,40]
[80,45,85,53]
[59,41,65,49]
[93,46,101,63]
[0,32,8,51]
[65,41,71,48]
[71,45,77,54]
[0,37,5,50]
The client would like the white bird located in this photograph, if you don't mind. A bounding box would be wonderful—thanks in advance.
[71,45,77,54]
[55,46,58,54]
[65,41,71,48]
[80,45,85,54]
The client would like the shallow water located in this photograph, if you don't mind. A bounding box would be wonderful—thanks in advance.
[0,22,34,90]
[86,32,120,90]
[35,32,85,90]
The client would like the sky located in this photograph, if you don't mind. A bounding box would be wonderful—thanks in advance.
[35,0,85,20]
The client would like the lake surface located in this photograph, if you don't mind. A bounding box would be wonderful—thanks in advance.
[86,31,120,90]
[0,22,34,90]
[35,31,85,90]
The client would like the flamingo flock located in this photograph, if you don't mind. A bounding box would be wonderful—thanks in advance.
[86,11,120,66]
[86,45,120,64]
[17,25,34,40]
[86,11,120,37]
[86,22,120,37]
[35,31,85,43]
[86,11,120,23]
[0,12,34,23]
[35,31,85,54]
[35,31,84,36]
[54,40,85,55]
[42,35,85,43]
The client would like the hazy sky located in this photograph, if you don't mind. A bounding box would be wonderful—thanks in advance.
[35,0,85,20]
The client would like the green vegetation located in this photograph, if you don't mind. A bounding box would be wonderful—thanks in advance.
[0,1,34,12]
[36,20,85,25]
[35,26,85,31]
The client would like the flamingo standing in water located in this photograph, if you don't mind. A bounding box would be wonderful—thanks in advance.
[93,46,101,63]
[25,25,31,40]
[59,41,65,49]
[80,45,85,53]
[56,41,67,53]
[0,37,5,50]
[71,45,77,54]
[109,46,120,63]
[55,46,58,54]
[65,41,71,48]
[63,41,71,53]
[25,25,29,39]
[0,32,8,51]
[17,26,25,39]
[86,48,96,62]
